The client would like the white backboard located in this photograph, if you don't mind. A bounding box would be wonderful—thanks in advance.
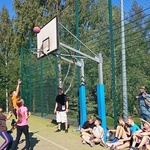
[37,16,59,58]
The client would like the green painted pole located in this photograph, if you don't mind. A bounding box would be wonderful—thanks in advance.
[29,38,33,111]
[55,54,58,95]
[108,0,117,127]
[40,58,44,117]
[20,46,24,98]
[76,0,79,48]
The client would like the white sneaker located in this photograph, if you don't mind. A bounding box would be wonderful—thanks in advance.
[90,142,95,147]
[107,143,113,147]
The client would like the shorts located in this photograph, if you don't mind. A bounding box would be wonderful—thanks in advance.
[56,111,67,123]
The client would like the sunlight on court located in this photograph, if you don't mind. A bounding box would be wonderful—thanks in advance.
[2,115,108,150]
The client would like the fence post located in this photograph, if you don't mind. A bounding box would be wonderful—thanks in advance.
[108,0,117,127]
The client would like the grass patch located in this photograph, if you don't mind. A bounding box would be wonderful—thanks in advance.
[106,116,114,127]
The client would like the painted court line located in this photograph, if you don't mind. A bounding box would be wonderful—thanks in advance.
[34,132,69,150]
[7,118,68,150]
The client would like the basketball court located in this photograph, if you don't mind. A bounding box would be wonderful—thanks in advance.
[33,15,106,139]
[0,16,108,150]
[0,115,108,150]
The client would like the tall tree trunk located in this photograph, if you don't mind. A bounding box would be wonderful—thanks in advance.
[5,51,8,112]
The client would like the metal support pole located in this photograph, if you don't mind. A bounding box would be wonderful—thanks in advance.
[121,0,128,120]
[97,53,107,141]
[76,0,81,128]
[75,0,80,68]
[80,59,85,85]
[79,59,86,128]
[98,54,103,84]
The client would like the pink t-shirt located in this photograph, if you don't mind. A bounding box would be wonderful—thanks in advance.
[16,106,28,126]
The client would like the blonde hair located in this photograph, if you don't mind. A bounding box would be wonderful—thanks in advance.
[88,115,95,121]
[128,116,134,120]
[118,116,124,121]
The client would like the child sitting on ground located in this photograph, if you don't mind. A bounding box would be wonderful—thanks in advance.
[110,116,140,150]
[129,118,150,150]
[109,116,130,143]
[82,117,107,147]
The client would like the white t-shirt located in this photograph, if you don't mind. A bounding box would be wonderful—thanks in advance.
[92,125,104,140]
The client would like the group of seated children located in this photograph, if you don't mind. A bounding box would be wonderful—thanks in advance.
[80,115,150,150]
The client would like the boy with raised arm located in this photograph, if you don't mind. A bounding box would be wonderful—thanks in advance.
[10,79,21,118]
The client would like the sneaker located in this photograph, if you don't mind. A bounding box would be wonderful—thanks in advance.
[100,140,108,148]
[107,143,113,147]
[111,137,118,143]
[65,129,68,133]
[90,142,95,147]
[55,129,61,132]
[82,140,86,144]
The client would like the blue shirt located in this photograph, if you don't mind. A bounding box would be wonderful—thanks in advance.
[146,94,150,101]
[138,93,150,121]
[130,124,140,135]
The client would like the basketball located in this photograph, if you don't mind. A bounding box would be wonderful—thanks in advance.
[33,26,40,33]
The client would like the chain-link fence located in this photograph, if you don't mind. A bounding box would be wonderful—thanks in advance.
[20,0,150,127]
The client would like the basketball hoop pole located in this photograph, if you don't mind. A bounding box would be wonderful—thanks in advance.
[60,42,107,134]
[35,15,106,134]
[54,52,87,128]
[97,53,107,142]
[79,59,86,128]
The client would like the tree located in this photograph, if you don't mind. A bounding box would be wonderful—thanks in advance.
[128,0,146,30]
[0,6,15,111]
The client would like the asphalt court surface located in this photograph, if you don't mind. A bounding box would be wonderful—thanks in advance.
[0,115,108,150]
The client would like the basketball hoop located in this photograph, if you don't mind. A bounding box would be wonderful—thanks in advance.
[31,48,46,56]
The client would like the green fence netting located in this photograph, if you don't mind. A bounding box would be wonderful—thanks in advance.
[19,0,150,127]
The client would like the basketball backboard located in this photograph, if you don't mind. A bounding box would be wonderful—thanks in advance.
[37,16,59,58]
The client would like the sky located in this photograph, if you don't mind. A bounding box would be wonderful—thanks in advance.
[0,0,149,18]
[0,0,15,18]
[112,0,150,15]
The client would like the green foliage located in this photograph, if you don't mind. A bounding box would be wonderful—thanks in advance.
[0,0,150,127]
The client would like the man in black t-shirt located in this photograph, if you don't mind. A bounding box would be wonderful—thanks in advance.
[54,86,69,133]
[80,115,95,144]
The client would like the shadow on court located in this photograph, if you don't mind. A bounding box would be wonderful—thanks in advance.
[20,132,40,150]
[29,132,40,149]
[5,115,112,150]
